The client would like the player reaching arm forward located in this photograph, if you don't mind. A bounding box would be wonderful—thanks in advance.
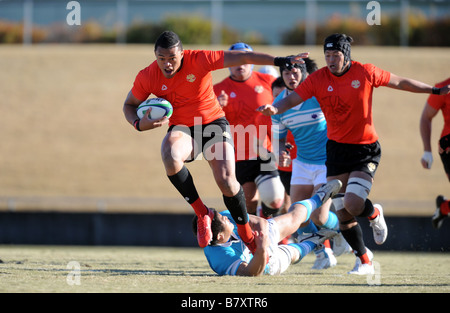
[258,33,449,275]
[122,30,309,251]
[258,77,450,117]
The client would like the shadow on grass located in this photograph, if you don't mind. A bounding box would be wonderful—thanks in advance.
[81,268,215,277]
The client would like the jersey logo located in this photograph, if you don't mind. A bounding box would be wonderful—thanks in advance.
[186,74,196,83]
[161,84,167,91]
[230,92,236,98]
[351,80,361,89]
[254,85,264,93]
[327,85,333,92]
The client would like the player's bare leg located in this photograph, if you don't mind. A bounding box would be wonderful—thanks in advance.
[206,141,256,252]
[162,130,212,247]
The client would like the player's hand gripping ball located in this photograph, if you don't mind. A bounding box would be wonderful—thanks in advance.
[137,98,173,120]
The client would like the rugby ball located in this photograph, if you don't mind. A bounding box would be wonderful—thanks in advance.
[137,98,173,120]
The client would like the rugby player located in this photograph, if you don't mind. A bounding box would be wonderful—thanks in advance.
[193,180,342,276]
[123,31,309,250]
[420,77,450,229]
[258,33,450,274]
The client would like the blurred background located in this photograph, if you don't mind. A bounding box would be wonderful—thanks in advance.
[1,0,449,46]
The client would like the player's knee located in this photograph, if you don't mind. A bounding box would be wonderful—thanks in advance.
[344,177,372,215]
[310,209,328,226]
[255,174,285,209]
[161,143,180,164]
[344,196,365,216]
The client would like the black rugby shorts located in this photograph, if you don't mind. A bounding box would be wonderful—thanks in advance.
[168,117,234,161]
[235,158,279,185]
[439,149,450,178]
[326,140,381,178]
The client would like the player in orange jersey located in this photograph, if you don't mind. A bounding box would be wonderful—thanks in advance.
[420,77,450,229]
[214,42,285,219]
[258,33,450,274]
[122,31,309,250]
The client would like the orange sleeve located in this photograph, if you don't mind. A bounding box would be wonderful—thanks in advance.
[366,63,391,88]
[131,67,152,101]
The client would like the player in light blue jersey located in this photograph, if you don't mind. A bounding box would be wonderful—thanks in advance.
[192,179,342,276]
[271,93,327,165]
[271,59,349,269]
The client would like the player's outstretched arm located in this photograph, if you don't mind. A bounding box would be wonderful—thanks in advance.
[387,74,450,95]
[223,50,309,69]
[257,90,304,116]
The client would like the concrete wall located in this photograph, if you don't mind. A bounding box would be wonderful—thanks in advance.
[0,212,449,251]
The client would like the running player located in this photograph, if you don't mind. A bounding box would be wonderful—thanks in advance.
[420,77,450,229]
[123,31,309,250]
[192,179,342,276]
[271,57,342,269]
[214,42,285,218]
[258,33,450,274]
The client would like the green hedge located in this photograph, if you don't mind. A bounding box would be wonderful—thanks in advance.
[1,12,448,46]
[281,12,450,46]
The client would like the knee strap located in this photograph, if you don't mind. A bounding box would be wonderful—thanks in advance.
[346,177,372,200]
[331,193,345,211]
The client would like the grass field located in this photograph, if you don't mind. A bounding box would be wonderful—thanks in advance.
[0,45,449,215]
[0,245,448,294]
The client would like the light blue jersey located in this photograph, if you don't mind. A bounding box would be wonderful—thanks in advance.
[203,210,270,276]
[271,90,327,165]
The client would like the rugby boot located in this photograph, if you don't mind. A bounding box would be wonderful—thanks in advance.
[369,204,388,245]
[197,208,215,248]
[431,195,447,229]
[293,229,338,265]
[298,229,338,246]
[348,248,374,275]
[314,179,342,204]
[332,232,353,257]
[432,195,448,229]
[312,245,337,270]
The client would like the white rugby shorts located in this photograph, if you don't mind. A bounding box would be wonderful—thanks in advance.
[291,158,327,186]
[266,219,297,276]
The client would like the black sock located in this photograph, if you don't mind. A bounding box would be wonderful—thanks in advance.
[358,198,375,218]
[261,202,279,217]
[167,166,199,204]
[223,186,248,224]
[341,223,367,257]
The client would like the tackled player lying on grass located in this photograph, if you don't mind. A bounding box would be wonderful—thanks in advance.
[192,179,342,276]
